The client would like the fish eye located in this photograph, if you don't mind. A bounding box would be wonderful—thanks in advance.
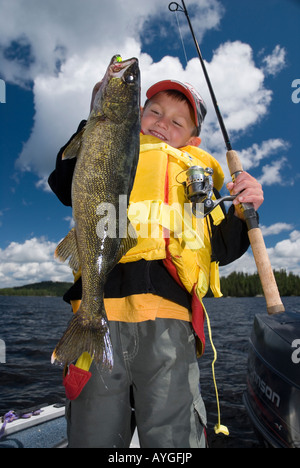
[125,74,135,84]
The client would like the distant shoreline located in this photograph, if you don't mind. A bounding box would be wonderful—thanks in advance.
[0,281,73,297]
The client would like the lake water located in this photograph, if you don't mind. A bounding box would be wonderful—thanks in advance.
[0,295,299,448]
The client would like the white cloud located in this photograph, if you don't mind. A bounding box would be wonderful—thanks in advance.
[220,251,256,277]
[266,230,300,274]
[35,176,52,192]
[14,48,128,176]
[2,230,299,288]
[14,39,279,180]
[257,157,288,186]
[182,41,277,170]
[236,140,293,188]
[168,0,224,45]
[0,0,164,85]
[3,230,298,288]
[220,230,300,277]
[64,216,75,229]
[0,238,73,288]
[237,139,289,171]
[0,0,221,178]
[0,0,285,183]
[0,0,223,86]
[261,223,294,236]
[261,45,287,76]
[208,41,270,130]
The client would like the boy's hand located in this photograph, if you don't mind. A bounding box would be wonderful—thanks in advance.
[226,172,264,221]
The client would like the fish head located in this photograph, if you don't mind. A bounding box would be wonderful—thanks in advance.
[92,55,140,123]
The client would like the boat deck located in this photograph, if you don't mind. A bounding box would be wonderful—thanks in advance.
[0,404,67,448]
[0,403,140,448]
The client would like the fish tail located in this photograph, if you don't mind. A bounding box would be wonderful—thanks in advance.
[51,312,113,370]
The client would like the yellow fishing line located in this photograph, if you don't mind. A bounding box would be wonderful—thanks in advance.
[203,305,229,436]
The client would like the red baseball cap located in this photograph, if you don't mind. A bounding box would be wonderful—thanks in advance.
[146,80,207,135]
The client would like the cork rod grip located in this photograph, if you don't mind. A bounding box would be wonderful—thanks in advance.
[248,229,285,315]
[226,150,243,175]
[226,150,285,315]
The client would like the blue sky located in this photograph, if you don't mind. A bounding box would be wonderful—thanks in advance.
[0,0,299,287]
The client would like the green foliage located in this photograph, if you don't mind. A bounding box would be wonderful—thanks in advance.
[0,281,73,297]
[210,270,300,297]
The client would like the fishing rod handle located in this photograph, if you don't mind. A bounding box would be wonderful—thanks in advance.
[226,150,285,315]
[248,228,285,315]
[226,150,243,177]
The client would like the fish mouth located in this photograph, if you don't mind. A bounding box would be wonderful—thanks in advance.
[109,55,139,82]
[94,55,140,119]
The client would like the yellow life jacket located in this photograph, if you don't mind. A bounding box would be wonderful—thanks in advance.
[72,134,225,351]
[121,134,225,304]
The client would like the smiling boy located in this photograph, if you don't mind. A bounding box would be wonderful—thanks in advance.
[141,89,201,148]
[49,79,263,448]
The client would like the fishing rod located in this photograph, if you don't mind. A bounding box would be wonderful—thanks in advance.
[169,0,232,151]
[169,0,285,315]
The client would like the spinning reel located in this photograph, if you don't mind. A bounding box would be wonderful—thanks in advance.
[181,166,237,217]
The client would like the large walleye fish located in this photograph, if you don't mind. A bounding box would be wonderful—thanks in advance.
[52,56,140,369]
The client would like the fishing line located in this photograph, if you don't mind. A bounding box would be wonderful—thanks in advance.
[169,0,232,152]
[175,9,189,67]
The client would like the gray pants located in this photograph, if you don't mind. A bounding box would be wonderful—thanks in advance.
[66,319,207,448]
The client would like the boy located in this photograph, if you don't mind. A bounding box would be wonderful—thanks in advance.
[49,79,263,448]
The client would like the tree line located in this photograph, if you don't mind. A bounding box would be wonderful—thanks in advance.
[210,270,300,297]
[0,281,73,297]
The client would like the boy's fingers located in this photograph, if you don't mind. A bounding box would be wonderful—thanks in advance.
[226,181,234,192]
[226,172,264,212]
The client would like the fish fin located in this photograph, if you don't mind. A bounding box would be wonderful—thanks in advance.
[51,310,113,369]
[62,129,84,160]
[62,114,105,160]
[55,228,80,272]
[84,114,107,138]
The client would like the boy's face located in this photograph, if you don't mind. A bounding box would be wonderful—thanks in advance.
[141,92,201,149]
